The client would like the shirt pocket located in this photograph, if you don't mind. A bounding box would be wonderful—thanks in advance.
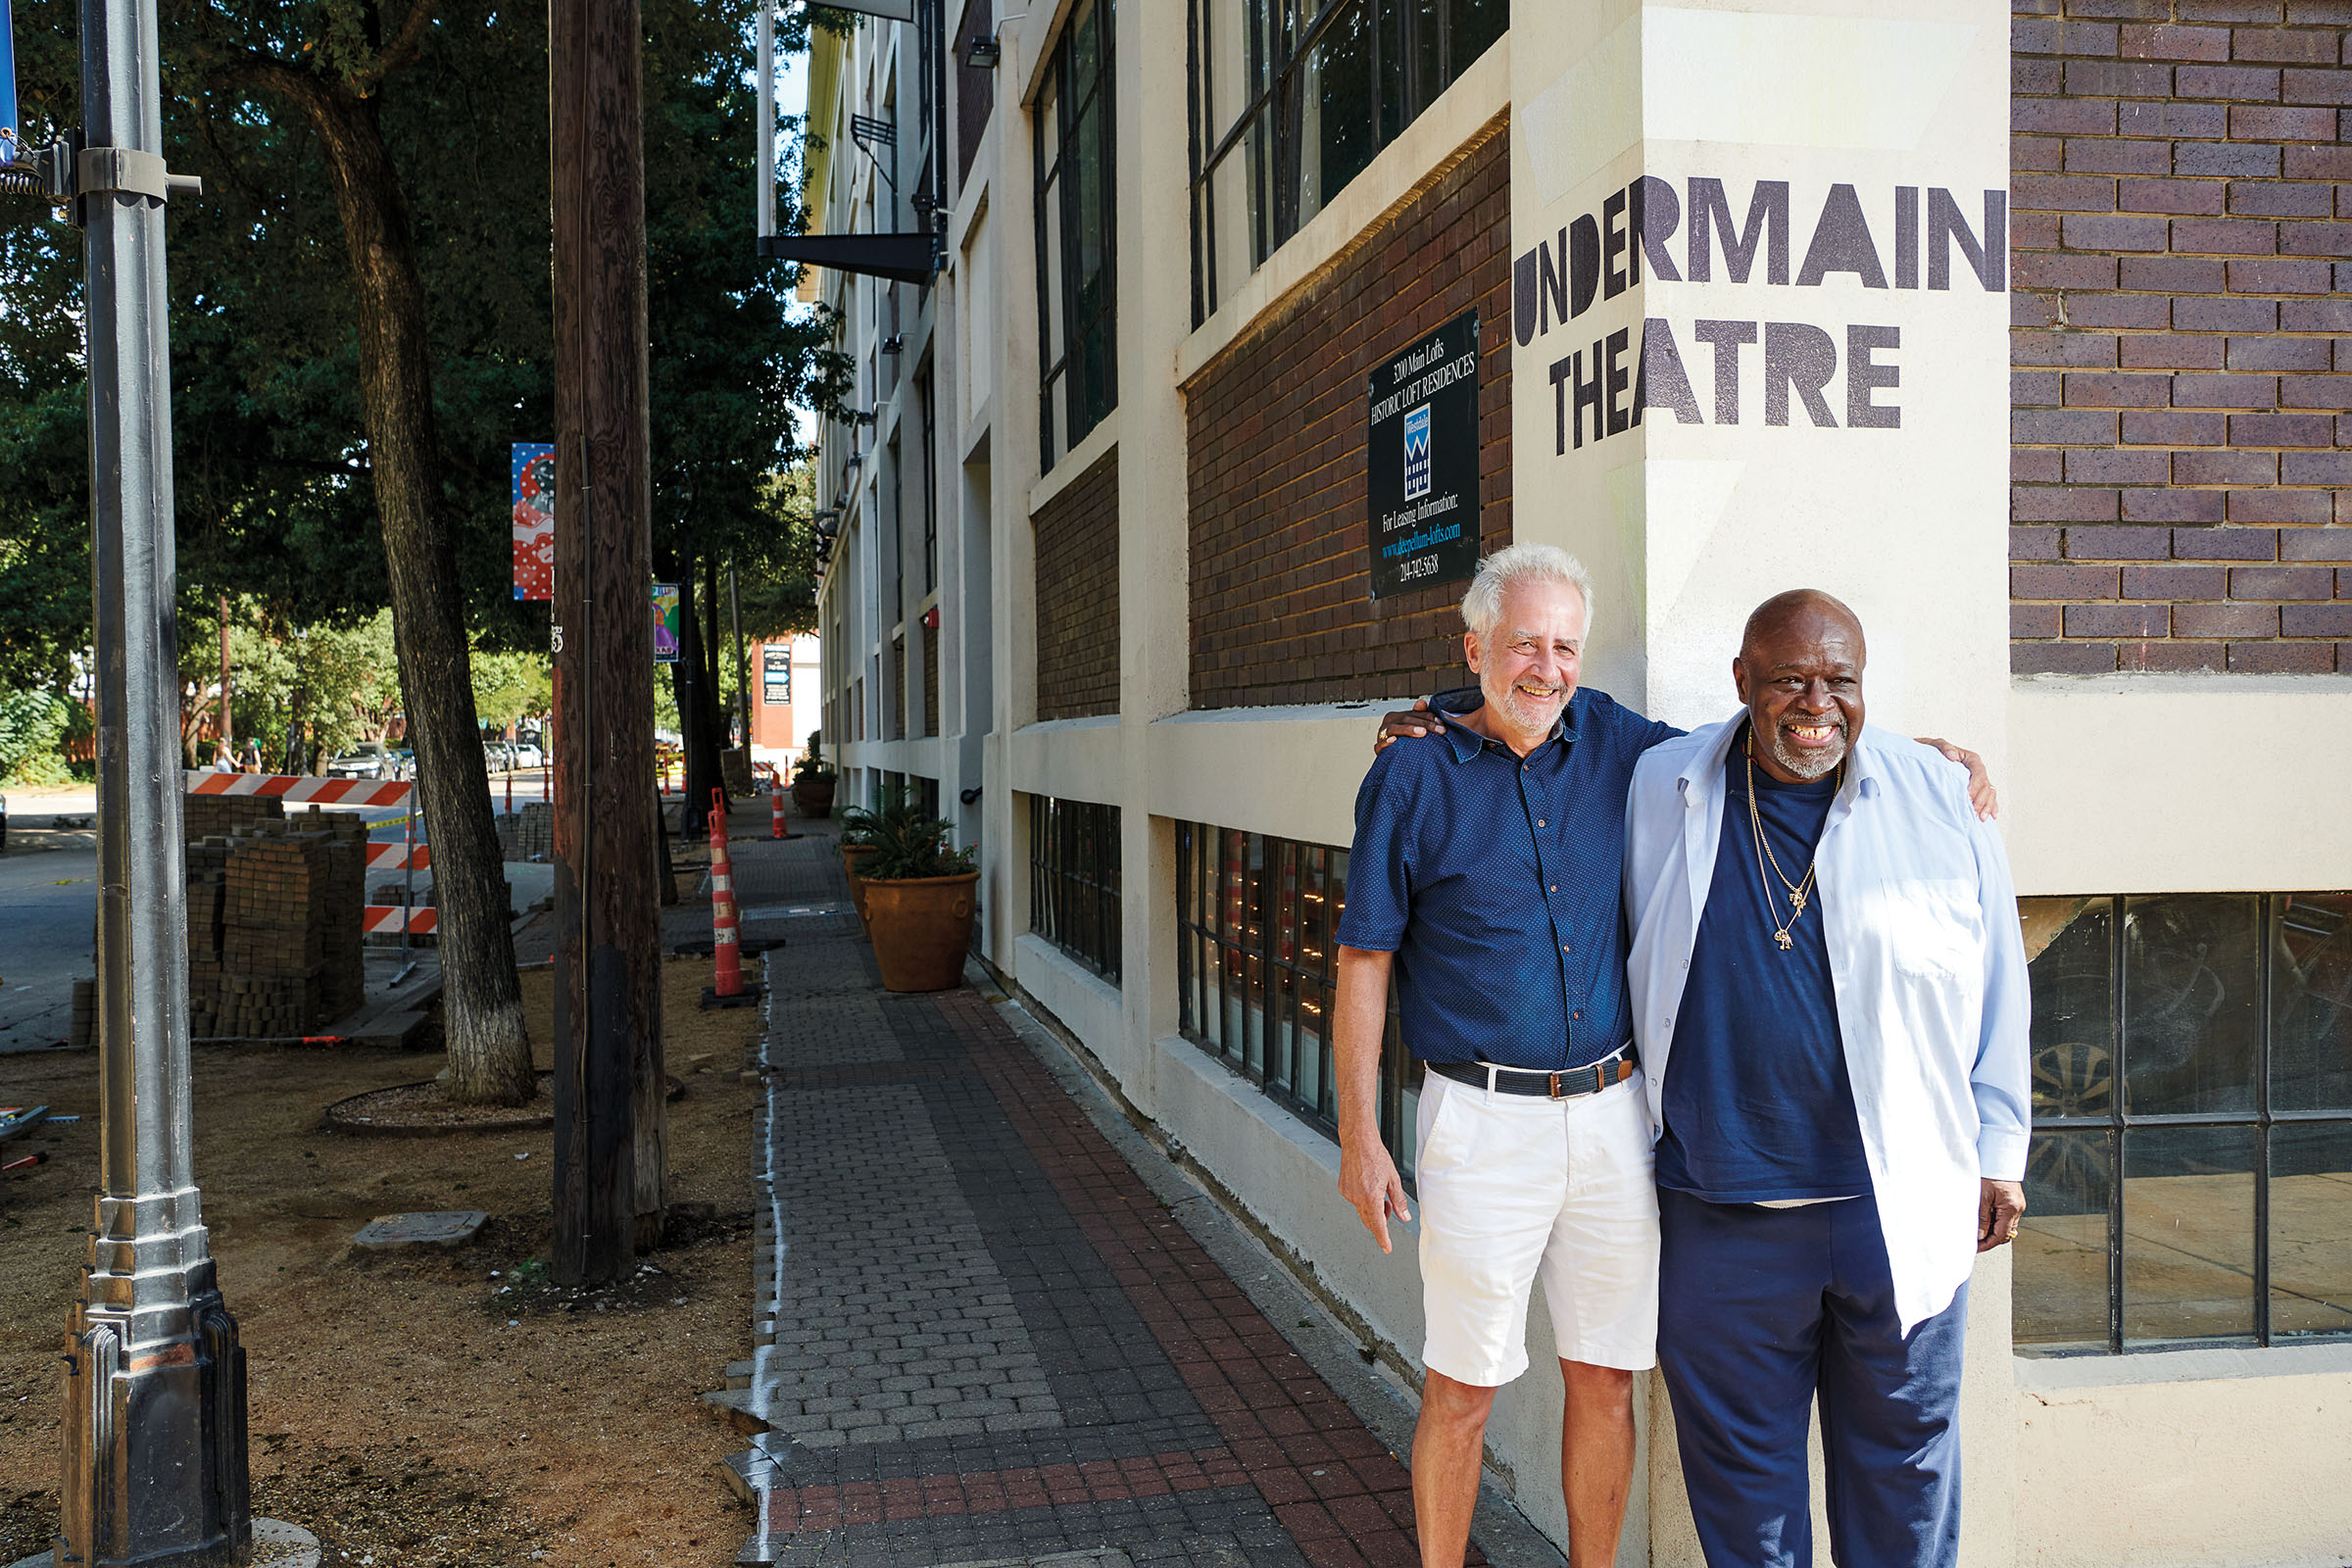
[1883,880,1981,983]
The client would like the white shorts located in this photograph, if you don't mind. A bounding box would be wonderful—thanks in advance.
[1414,1067,1660,1386]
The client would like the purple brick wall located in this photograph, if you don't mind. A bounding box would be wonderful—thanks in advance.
[2011,1,2352,674]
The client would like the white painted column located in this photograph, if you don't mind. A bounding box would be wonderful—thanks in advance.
[1112,0,1194,1112]
[1509,5,2016,1566]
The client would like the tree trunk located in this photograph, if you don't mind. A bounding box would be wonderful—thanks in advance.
[673,561,716,840]
[254,69,532,1104]
[702,556,724,749]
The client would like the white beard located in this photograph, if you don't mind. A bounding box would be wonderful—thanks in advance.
[1767,719,1847,780]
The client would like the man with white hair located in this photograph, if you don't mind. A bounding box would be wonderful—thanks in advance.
[1334,543,1673,1568]
[1337,553,1992,1568]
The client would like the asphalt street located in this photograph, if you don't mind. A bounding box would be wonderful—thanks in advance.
[0,828,96,1054]
[0,788,552,1056]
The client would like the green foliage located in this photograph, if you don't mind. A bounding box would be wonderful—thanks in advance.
[0,688,76,785]
[0,0,847,681]
[177,603,406,763]
[859,806,979,882]
[469,650,552,731]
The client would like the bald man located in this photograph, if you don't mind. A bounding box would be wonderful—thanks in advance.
[1621,591,2031,1568]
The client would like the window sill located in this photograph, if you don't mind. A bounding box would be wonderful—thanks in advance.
[1027,411,1119,518]
[2014,1339,2352,1391]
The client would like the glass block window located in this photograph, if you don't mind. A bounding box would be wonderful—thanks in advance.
[2014,893,2352,1354]
[1174,821,1420,1175]
[1029,795,1121,979]
[1188,0,1505,323]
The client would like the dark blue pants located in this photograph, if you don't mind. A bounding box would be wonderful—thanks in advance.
[1656,1189,1966,1568]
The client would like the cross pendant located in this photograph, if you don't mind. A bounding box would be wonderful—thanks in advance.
[1774,929,1793,951]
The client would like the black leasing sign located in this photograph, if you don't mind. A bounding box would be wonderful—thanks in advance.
[1365,310,1480,600]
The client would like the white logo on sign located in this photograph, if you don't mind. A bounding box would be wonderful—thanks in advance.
[1404,405,1432,501]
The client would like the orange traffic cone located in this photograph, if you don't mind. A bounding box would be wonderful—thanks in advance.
[703,788,758,1008]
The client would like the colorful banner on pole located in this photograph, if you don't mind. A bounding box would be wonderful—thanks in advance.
[0,0,22,166]
[511,442,555,602]
[652,582,681,664]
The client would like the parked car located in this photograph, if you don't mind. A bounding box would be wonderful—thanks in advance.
[509,739,545,769]
[482,740,514,773]
[326,742,397,780]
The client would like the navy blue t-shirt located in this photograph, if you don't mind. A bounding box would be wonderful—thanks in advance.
[1654,742,1873,1203]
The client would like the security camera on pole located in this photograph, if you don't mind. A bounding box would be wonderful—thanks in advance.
[0,0,315,1562]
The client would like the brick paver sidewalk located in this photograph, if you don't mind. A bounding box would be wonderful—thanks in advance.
[713,825,1502,1568]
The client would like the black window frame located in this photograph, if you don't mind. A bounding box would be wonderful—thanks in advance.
[1175,820,1419,1177]
[1034,0,1119,470]
[1186,0,1504,324]
[2018,891,2352,1355]
[1029,795,1122,980]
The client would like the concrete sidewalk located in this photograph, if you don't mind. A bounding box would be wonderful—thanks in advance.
[710,823,1563,1568]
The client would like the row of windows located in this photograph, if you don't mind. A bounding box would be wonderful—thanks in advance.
[1188,0,1504,323]
[2018,892,2352,1353]
[1029,795,1122,979]
[1024,0,1504,466]
[1153,830,2352,1357]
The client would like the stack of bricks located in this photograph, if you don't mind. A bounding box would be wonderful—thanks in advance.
[183,792,282,843]
[2010,2,2352,674]
[184,808,365,1038]
[496,801,554,861]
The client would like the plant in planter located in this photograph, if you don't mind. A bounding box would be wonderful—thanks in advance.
[790,732,836,818]
[835,785,917,926]
[858,813,980,993]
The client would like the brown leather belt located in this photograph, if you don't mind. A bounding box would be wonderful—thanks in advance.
[1426,1051,1636,1100]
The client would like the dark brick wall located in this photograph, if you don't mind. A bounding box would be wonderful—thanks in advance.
[1034,447,1121,719]
[922,619,941,738]
[1185,115,1512,709]
[2011,2,2352,674]
[891,635,907,738]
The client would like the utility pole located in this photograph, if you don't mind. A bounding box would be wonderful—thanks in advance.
[550,0,664,1283]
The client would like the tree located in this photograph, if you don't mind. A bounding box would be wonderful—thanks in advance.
[0,0,849,1103]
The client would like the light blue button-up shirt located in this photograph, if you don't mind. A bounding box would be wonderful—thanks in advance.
[1623,715,2033,1332]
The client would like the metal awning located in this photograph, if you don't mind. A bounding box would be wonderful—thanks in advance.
[758,232,936,286]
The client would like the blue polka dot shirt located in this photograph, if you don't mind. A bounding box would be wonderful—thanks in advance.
[1335,685,1683,1070]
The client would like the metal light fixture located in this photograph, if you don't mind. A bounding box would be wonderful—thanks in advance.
[880,333,904,356]
[961,31,1000,68]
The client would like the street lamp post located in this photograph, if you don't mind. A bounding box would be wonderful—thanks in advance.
[0,0,275,1563]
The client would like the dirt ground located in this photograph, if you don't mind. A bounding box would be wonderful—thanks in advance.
[0,954,764,1566]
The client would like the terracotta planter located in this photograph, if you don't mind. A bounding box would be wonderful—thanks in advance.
[840,842,880,924]
[863,872,980,993]
[791,774,836,818]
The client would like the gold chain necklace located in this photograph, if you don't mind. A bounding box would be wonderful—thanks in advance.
[1743,740,1841,952]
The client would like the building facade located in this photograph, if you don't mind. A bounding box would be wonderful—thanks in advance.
[798,3,2352,1563]
[746,632,823,768]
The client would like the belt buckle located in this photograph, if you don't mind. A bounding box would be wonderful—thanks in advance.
[1547,1071,1564,1100]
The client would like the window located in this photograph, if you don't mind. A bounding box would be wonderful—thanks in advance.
[917,366,938,594]
[1029,796,1122,978]
[1035,0,1118,468]
[1175,821,1420,1174]
[1188,0,1504,323]
[2014,893,2352,1353]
